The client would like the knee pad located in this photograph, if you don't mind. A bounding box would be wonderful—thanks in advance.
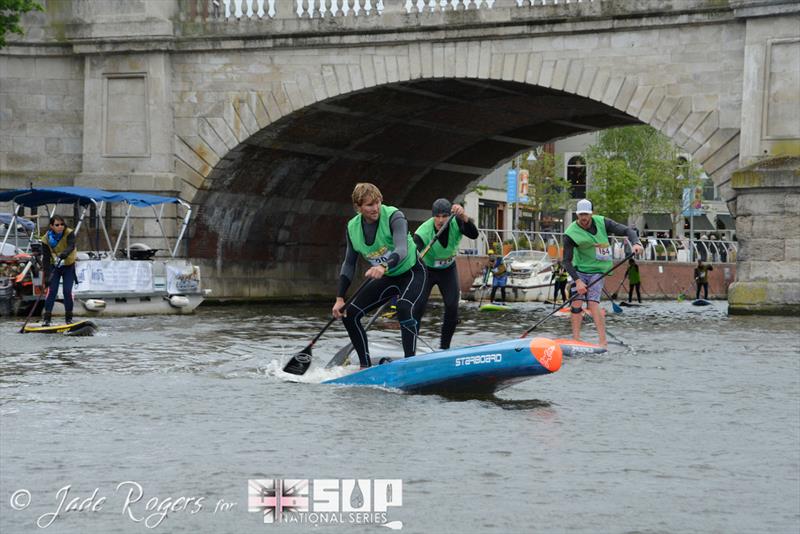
[399,318,417,329]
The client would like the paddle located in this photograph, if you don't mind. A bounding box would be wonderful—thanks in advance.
[519,254,632,339]
[324,299,389,369]
[602,287,623,313]
[610,276,626,300]
[476,260,491,308]
[282,279,372,375]
[318,213,457,372]
[19,258,60,334]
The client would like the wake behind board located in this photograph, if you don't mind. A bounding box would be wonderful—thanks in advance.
[323,337,562,396]
[692,299,712,306]
[479,303,512,312]
[22,320,98,336]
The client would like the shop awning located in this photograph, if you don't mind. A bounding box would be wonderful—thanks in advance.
[716,213,734,230]
[643,213,673,231]
[684,215,715,231]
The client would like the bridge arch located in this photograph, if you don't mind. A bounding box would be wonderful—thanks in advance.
[173,39,741,297]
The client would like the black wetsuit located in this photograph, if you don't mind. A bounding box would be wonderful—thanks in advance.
[412,218,478,349]
[338,210,427,367]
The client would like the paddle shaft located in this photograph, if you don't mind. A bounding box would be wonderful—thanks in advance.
[520,254,632,338]
[19,259,61,333]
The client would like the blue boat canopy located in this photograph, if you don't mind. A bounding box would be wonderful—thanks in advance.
[0,186,184,208]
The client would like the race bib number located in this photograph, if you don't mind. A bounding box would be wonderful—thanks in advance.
[595,244,612,261]
[434,257,455,268]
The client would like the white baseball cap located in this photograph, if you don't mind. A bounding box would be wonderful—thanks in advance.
[576,199,593,214]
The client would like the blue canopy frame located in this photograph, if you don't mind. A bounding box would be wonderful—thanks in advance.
[0,186,191,258]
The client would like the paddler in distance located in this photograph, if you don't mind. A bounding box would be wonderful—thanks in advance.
[333,183,427,368]
[563,199,643,347]
[413,198,479,349]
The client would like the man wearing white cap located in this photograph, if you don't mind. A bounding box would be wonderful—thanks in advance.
[563,199,643,347]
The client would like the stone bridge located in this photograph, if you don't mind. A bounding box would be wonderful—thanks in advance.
[1,0,798,312]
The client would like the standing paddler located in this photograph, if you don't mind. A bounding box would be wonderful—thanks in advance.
[563,199,643,347]
[40,215,77,326]
[333,183,428,368]
[413,198,479,349]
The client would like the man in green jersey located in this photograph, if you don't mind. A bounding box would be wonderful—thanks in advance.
[413,198,479,349]
[333,183,427,368]
[563,199,643,347]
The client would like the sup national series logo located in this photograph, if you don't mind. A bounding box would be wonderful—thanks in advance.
[248,479,402,529]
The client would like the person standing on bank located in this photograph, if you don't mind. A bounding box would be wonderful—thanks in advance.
[413,198,479,350]
[694,259,713,300]
[626,257,642,303]
[564,199,643,347]
[333,183,427,368]
[487,250,508,304]
[551,261,569,304]
[40,215,77,326]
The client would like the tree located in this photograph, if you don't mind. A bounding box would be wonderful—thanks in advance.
[0,0,43,49]
[519,149,572,231]
[583,125,702,232]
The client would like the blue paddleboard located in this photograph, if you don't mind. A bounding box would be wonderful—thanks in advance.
[323,337,562,395]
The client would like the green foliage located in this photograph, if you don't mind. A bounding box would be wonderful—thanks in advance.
[519,150,572,231]
[584,125,703,227]
[0,0,43,48]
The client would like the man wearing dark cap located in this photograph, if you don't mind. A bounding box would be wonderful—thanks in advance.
[564,199,643,347]
[413,198,479,349]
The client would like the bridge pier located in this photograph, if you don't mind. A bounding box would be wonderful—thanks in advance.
[728,157,800,315]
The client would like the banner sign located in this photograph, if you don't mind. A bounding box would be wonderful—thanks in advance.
[74,260,154,294]
[682,186,704,216]
[518,169,529,203]
[506,168,518,203]
[167,261,202,294]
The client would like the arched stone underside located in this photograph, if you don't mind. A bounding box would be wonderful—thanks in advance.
[175,61,740,298]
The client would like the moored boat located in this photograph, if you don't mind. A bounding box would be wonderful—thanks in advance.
[0,186,208,317]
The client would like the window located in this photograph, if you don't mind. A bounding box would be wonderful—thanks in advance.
[478,201,498,229]
[567,156,586,199]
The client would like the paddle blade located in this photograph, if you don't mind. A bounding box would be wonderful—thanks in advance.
[283,346,313,375]
[325,343,353,369]
[612,302,623,313]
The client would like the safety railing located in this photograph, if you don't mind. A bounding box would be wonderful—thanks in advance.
[461,229,737,264]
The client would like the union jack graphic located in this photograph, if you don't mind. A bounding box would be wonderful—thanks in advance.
[248,479,309,523]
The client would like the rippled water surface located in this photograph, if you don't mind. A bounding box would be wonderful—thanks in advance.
[1,301,798,534]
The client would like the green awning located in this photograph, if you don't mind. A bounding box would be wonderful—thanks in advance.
[643,213,673,231]
[684,215,714,231]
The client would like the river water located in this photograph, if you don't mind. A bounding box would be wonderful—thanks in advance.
[1,301,798,534]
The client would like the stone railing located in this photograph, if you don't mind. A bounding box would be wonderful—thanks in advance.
[181,0,597,21]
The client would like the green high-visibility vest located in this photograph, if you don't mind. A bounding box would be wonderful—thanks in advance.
[347,204,416,277]
[564,215,612,274]
[415,216,461,269]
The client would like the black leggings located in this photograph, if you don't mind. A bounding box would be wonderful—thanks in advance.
[490,285,506,303]
[417,263,461,350]
[553,280,568,301]
[696,282,708,300]
[628,282,641,303]
[342,260,427,367]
